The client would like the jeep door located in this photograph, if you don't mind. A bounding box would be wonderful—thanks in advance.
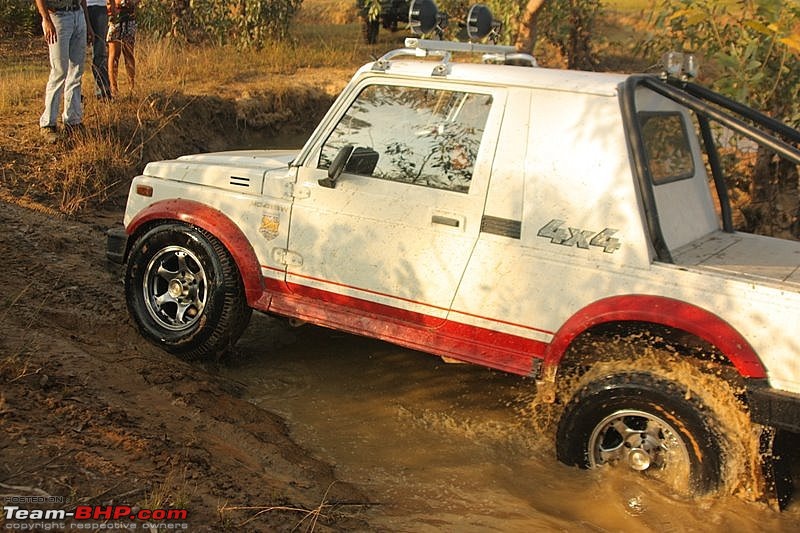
[283,79,504,328]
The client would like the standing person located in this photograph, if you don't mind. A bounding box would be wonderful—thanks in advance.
[35,0,95,143]
[87,0,111,100]
[107,0,137,98]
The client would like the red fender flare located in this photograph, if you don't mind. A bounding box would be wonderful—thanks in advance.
[542,294,767,379]
[126,199,264,306]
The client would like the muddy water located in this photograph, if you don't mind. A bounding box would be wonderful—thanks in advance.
[222,314,799,532]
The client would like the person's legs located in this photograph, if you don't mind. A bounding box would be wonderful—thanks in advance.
[63,9,86,126]
[121,40,135,91]
[87,5,110,98]
[40,12,73,128]
[108,40,120,97]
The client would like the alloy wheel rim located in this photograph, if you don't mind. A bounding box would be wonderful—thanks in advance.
[143,246,208,331]
[588,409,692,490]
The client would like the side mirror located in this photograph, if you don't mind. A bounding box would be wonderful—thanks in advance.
[345,147,379,176]
[319,145,354,189]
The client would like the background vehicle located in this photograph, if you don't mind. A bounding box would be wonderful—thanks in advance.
[357,0,410,44]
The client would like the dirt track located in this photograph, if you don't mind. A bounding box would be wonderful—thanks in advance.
[0,201,371,531]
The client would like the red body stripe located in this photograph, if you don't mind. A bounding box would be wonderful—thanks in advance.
[262,277,766,379]
[264,278,544,376]
[280,268,555,336]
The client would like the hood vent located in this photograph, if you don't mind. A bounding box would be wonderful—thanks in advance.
[230,175,251,188]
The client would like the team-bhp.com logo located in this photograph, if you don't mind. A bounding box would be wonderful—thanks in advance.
[3,504,188,530]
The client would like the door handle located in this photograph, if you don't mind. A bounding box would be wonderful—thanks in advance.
[432,215,461,228]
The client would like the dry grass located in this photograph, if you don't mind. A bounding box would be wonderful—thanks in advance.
[0,283,45,383]
[140,464,196,511]
[217,482,340,532]
[296,0,361,25]
[0,69,42,114]
[0,15,402,215]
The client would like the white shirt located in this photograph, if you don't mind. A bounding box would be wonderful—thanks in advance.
[86,0,106,7]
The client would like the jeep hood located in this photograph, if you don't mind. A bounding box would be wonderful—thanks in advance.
[143,150,298,195]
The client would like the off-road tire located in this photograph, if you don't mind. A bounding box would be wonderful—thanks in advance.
[125,222,252,360]
[556,369,724,494]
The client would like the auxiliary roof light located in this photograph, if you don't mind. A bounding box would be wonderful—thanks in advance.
[661,51,699,81]
[409,0,448,38]
[409,1,501,42]
[466,4,501,42]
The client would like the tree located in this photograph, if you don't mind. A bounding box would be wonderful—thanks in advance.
[643,0,800,236]
[137,0,302,47]
[514,0,547,54]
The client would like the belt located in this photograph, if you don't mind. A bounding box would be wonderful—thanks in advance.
[52,5,81,11]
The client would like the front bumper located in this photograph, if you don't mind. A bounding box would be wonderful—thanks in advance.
[106,227,128,264]
[748,379,800,433]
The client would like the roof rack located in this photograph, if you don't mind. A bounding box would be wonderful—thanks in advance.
[372,38,537,76]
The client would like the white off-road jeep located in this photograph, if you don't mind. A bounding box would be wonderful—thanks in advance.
[108,3,800,505]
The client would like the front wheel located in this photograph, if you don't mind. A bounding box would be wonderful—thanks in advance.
[125,223,252,359]
[556,369,725,495]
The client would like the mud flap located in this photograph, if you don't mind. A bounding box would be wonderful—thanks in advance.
[761,429,795,510]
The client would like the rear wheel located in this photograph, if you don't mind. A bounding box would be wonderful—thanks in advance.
[125,223,251,359]
[557,367,726,495]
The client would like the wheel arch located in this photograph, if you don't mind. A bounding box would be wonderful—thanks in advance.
[125,199,264,306]
[542,294,767,380]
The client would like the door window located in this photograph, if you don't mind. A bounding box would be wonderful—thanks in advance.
[319,84,493,194]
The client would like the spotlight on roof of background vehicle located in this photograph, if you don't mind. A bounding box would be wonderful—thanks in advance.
[409,0,448,38]
[661,51,699,81]
[466,4,500,42]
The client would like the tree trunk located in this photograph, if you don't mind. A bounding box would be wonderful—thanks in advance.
[795,170,800,238]
[514,0,548,54]
[170,0,190,39]
[750,148,780,235]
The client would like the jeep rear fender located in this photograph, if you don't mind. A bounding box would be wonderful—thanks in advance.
[126,199,264,306]
[542,295,767,379]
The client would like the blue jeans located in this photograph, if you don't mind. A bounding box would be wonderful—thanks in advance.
[40,9,87,128]
[88,5,111,98]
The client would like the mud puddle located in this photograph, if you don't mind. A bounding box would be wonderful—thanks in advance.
[222,314,799,532]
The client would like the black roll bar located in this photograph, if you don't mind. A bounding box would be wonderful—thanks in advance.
[621,74,800,264]
[677,80,800,145]
[641,77,800,166]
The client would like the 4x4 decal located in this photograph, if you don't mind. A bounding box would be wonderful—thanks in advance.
[537,219,621,253]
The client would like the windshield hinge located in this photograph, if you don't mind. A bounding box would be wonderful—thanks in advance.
[284,181,310,200]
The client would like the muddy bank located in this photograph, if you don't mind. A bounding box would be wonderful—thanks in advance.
[0,79,339,216]
[140,87,337,162]
[0,201,370,531]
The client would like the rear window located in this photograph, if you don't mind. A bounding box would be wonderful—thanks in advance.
[639,112,695,185]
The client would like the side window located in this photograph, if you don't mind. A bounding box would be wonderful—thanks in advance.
[319,84,493,193]
[639,112,695,185]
